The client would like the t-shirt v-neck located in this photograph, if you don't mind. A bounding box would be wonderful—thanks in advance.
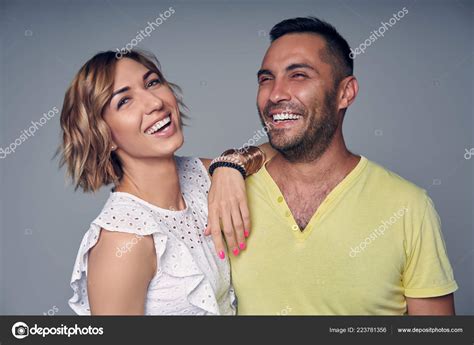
[260,156,368,240]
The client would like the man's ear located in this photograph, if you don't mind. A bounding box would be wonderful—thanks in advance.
[337,76,358,111]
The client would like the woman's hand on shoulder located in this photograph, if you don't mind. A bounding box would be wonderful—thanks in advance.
[201,158,250,260]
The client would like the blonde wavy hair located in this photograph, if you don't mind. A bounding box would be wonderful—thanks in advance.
[58,50,187,193]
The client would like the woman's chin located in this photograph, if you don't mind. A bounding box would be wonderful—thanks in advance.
[153,134,184,157]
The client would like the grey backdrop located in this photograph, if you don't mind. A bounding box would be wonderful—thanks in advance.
[0,0,472,315]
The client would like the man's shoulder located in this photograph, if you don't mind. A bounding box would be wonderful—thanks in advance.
[245,164,271,193]
[364,157,429,206]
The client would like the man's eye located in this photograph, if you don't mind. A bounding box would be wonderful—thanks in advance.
[292,73,307,79]
[258,77,270,84]
[117,97,130,109]
[146,79,161,88]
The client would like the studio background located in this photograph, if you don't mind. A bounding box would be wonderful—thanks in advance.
[0,0,472,315]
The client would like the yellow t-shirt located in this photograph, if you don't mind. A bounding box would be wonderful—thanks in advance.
[230,156,458,315]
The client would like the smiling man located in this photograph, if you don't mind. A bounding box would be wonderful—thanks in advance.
[229,17,457,315]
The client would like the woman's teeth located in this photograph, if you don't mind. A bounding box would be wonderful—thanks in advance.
[272,113,302,122]
[145,116,171,135]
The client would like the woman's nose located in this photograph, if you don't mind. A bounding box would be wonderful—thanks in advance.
[142,91,164,115]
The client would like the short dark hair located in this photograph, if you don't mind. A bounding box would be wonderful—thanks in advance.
[269,16,353,84]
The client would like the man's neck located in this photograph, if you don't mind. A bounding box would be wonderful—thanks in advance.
[266,136,358,187]
[265,138,360,230]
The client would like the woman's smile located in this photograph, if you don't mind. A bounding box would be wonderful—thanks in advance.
[144,113,176,138]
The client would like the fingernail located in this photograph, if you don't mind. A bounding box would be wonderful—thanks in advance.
[239,242,246,250]
[218,251,225,260]
[244,230,250,238]
[232,248,240,256]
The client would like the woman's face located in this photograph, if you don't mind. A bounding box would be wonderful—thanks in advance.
[103,58,184,161]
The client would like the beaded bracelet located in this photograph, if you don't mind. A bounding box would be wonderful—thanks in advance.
[209,161,247,179]
[210,154,246,173]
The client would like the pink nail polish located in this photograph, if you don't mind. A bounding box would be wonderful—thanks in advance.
[244,230,250,238]
[218,251,225,259]
[232,248,240,256]
[239,242,246,250]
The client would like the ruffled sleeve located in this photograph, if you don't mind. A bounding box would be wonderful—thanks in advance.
[69,191,227,315]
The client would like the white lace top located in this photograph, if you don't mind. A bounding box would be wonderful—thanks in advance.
[69,156,236,315]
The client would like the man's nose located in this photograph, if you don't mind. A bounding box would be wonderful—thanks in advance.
[269,79,291,104]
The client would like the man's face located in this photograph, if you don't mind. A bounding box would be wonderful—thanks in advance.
[257,33,340,162]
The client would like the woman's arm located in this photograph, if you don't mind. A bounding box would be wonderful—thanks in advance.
[201,142,277,259]
[199,142,277,171]
[87,229,156,315]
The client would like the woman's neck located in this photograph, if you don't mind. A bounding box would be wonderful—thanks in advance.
[114,155,186,211]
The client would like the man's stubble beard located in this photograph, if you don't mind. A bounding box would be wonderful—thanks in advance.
[259,88,339,163]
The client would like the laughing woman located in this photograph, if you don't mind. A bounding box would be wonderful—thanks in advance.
[59,50,273,315]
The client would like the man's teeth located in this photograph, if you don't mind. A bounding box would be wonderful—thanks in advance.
[146,116,171,134]
[272,113,301,121]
